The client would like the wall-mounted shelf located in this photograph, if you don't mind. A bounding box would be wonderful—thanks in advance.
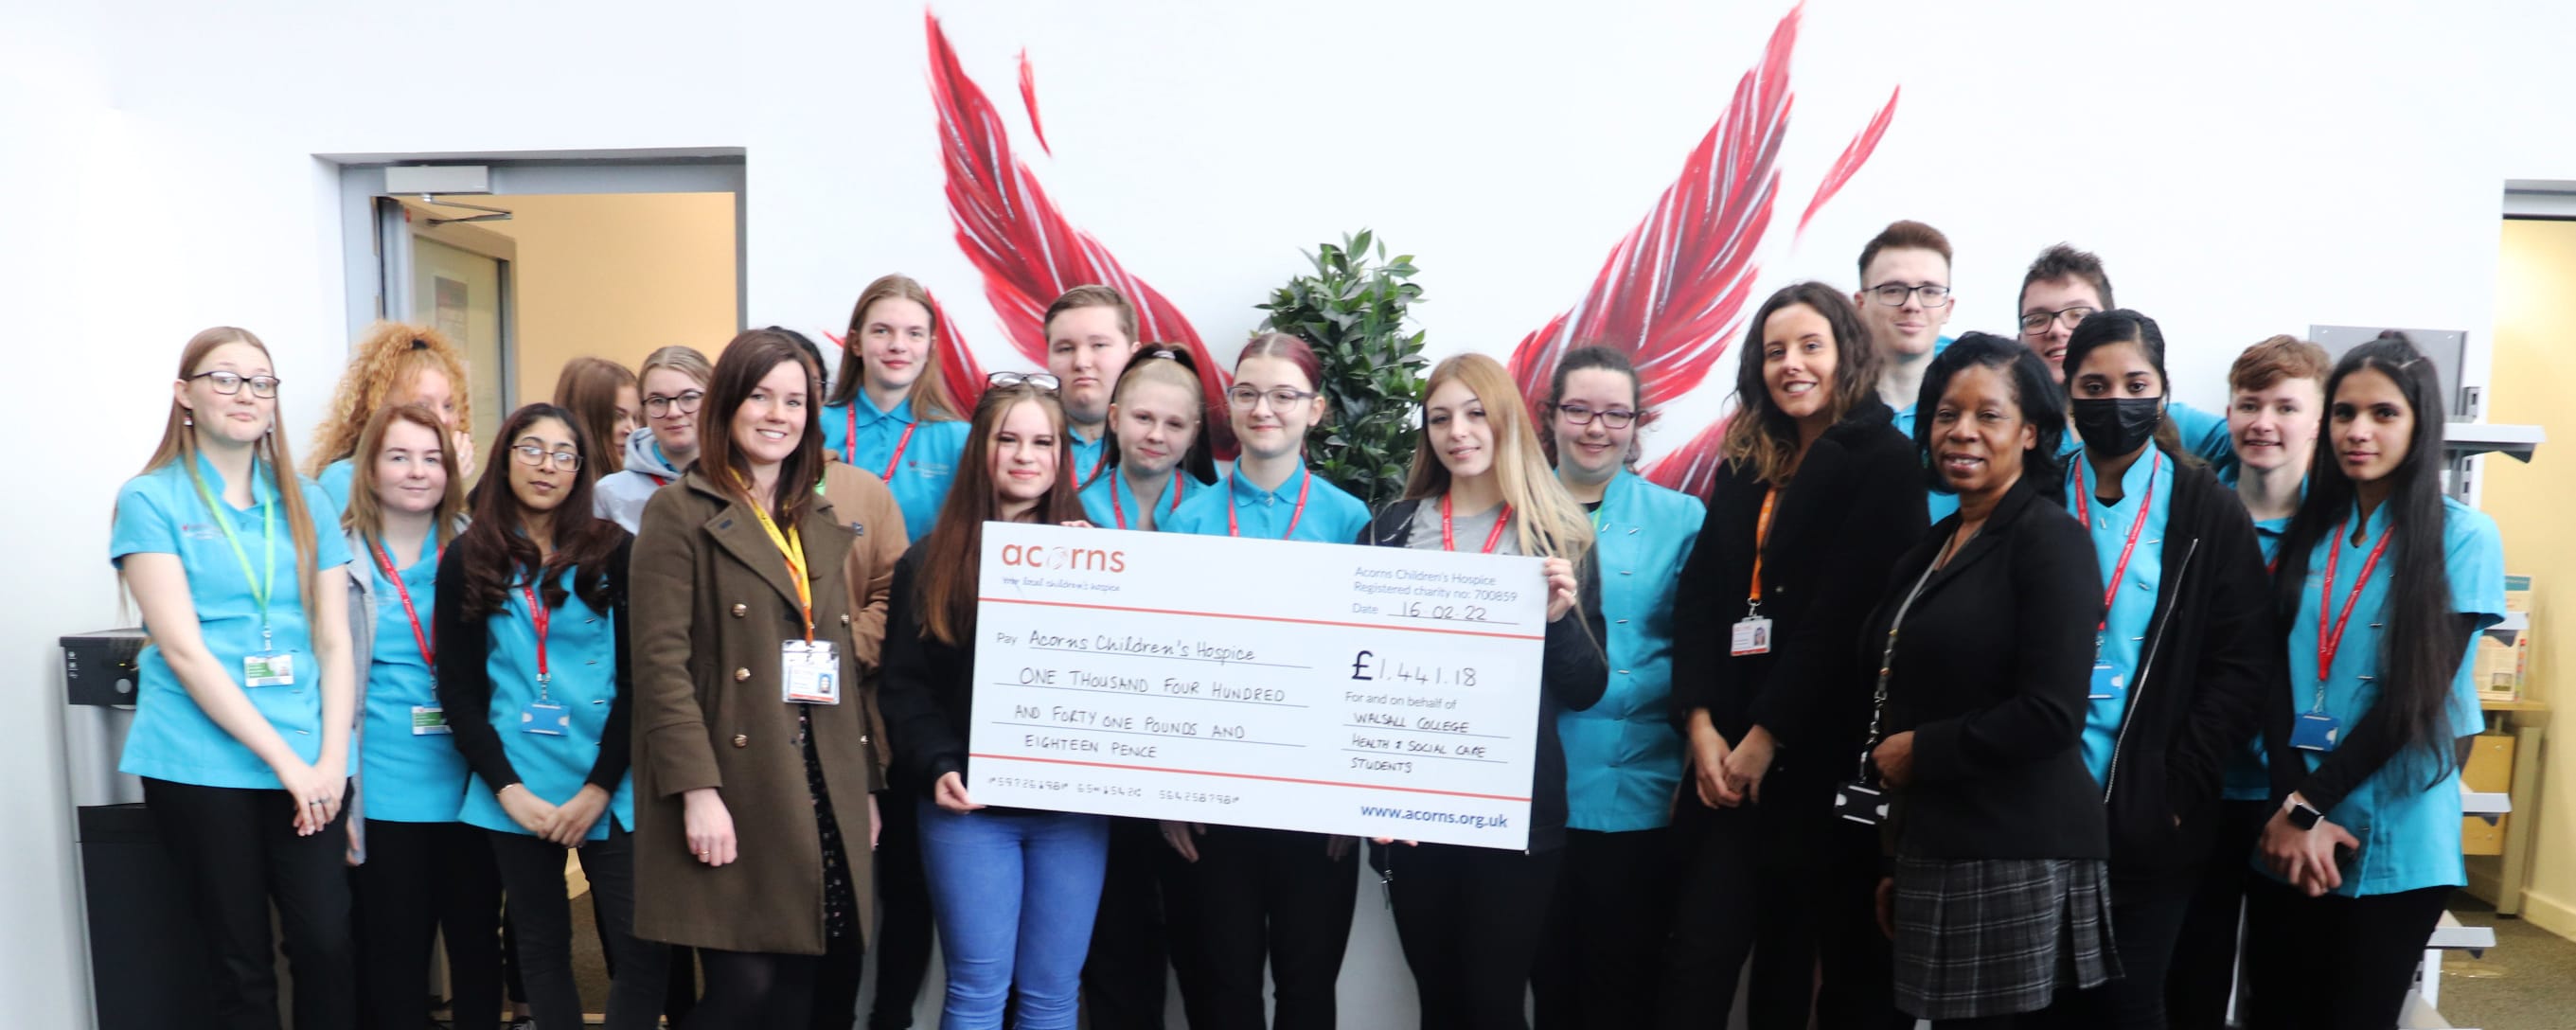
[2445,422,2545,462]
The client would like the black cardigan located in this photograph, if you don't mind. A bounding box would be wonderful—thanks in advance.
[433,537,636,796]
[1358,500,1608,853]
[1869,477,2109,860]
[1668,399,1927,800]
[2084,455,2278,884]
[878,541,974,795]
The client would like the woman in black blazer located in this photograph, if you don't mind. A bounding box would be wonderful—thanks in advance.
[1864,334,2116,1027]
[1661,282,1926,1030]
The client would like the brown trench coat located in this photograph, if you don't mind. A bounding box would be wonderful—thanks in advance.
[629,464,906,953]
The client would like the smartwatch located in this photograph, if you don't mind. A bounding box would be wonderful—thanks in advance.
[2285,796,2324,831]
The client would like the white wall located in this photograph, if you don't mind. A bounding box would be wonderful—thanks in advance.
[9,2,2575,1024]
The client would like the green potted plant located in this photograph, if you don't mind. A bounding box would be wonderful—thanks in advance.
[1254,230,1428,512]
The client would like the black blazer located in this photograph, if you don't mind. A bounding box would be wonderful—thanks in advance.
[1669,399,1927,799]
[1869,476,2109,861]
[2085,455,2279,883]
[878,541,974,795]
[1359,500,1608,852]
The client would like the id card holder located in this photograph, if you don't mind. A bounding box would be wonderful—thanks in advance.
[521,701,569,737]
[2087,660,2123,701]
[782,639,841,705]
[2292,711,2341,752]
[243,652,295,687]
[1731,617,1774,657]
[411,705,450,736]
[1835,781,1890,826]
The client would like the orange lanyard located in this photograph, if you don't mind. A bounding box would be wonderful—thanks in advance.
[1746,488,1778,611]
[1439,493,1512,554]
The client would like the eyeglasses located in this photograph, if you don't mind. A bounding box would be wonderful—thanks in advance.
[510,443,582,471]
[1226,385,1319,411]
[189,371,281,399]
[1554,402,1639,429]
[987,371,1062,392]
[2019,305,2099,333]
[1867,283,1952,309]
[644,390,704,417]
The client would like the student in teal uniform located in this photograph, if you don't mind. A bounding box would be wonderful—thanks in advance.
[2246,334,2506,1030]
[113,327,359,1029]
[339,403,504,1030]
[1530,346,1702,1030]
[1077,347,1217,531]
[435,403,667,1030]
[595,345,713,533]
[2015,244,2234,472]
[1852,222,1960,524]
[309,321,475,511]
[820,274,972,545]
[1161,333,1371,543]
[1151,333,1364,1029]
[1043,285,1142,490]
[2168,334,2331,1030]
[2048,311,2274,1028]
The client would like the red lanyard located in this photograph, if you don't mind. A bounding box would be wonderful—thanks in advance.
[522,580,553,689]
[1226,467,1312,540]
[647,473,671,487]
[1747,488,1778,608]
[1439,492,1513,554]
[1081,442,1110,490]
[2071,451,2161,634]
[367,537,438,666]
[2316,519,2394,686]
[1109,471,1185,531]
[846,405,920,482]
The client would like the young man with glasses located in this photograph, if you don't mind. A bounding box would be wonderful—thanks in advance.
[1853,221,1958,439]
[2017,244,2235,469]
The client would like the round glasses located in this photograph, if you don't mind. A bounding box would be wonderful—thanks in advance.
[1867,283,1952,308]
[510,443,581,471]
[1226,386,1319,411]
[644,390,704,417]
[189,371,282,399]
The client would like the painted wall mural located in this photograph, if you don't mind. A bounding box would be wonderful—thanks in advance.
[914,3,1895,499]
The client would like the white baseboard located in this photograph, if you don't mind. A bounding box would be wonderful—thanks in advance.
[2515,886,2576,943]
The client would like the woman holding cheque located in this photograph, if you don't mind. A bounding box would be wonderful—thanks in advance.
[1359,352,1607,1030]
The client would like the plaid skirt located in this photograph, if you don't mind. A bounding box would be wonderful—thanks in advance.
[1891,857,2121,1021]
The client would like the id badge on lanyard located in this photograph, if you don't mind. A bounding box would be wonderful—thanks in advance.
[518,581,567,736]
[2074,455,2154,702]
[2301,520,2391,754]
[245,650,295,687]
[1732,488,1778,657]
[783,639,841,704]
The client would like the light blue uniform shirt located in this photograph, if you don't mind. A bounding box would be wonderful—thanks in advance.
[358,533,471,823]
[456,566,636,840]
[1078,466,1199,531]
[318,457,357,514]
[1162,462,1372,545]
[1888,334,1956,442]
[2220,513,2296,801]
[1067,426,1114,493]
[2266,497,2503,897]
[111,455,353,790]
[2066,450,2171,788]
[1561,472,1702,832]
[819,396,970,544]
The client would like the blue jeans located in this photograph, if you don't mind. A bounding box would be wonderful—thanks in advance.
[917,801,1110,1030]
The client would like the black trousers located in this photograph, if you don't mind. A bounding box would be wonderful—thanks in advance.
[1081,817,1177,1029]
[2167,799,2270,1029]
[351,819,505,1030]
[2244,878,2452,1030]
[1810,814,1906,1030]
[1386,841,1564,1030]
[868,767,935,1030]
[2047,873,2194,1029]
[680,935,864,1030]
[488,823,669,1030]
[1169,826,1357,1030]
[1660,791,1901,1030]
[143,776,357,1030]
[1532,826,1675,1030]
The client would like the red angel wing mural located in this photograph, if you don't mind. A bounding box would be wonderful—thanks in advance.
[1799,85,1900,237]
[925,13,1235,451]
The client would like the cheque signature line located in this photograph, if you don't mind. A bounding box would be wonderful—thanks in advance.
[970,752,1533,803]
[1341,723,1510,740]
[1339,747,1507,765]
[998,682,1310,708]
[982,596,1544,642]
[1027,644,1307,670]
[993,719,1303,748]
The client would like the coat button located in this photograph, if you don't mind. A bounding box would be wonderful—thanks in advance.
[732,734,749,748]
[732,603,748,618]
[735,667,752,682]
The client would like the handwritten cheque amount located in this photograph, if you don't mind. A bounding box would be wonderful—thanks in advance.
[966,522,1548,849]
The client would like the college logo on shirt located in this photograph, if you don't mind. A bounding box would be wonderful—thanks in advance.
[181,522,224,542]
[909,460,953,477]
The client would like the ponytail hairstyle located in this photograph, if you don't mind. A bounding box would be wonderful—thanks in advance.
[1913,332,2067,504]
[696,329,828,528]
[2270,333,2465,785]
[551,357,639,475]
[1539,345,1653,468]
[829,274,966,422]
[1403,352,1595,562]
[1110,345,1219,486]
[339,403,467,539]
[1718,282,1884,485]
[452,403,624,620]
[912,382,1085,646]
[307,321,471,475]
[134,328,324,629]
[2060,308,2187,461]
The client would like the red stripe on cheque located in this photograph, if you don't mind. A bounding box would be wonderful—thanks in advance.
[971,753,1533,803]
[978,595,1545,642]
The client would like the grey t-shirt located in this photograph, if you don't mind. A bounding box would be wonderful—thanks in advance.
[1406,500,1521,557]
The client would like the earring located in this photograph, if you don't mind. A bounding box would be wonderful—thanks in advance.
[183,414,193,427]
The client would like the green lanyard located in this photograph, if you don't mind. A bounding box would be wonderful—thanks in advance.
[189,458,279,651]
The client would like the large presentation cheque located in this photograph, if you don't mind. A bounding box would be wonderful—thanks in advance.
[966,522,1548,849]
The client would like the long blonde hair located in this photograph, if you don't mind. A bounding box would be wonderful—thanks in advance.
[1404,353,1593,562]
[306,322,472,476]
[135,328,324,628]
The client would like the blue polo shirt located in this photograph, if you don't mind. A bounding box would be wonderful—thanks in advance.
[1067,425,1114,492]
[1560,472,1702,832]
[1078,466,1199,531]
[2265,497,2503,897]
[357,533,471,823]
[2065,450,2171,788]
[111,454,352,789]
[456,565,637,840]
[1162,462,1371,545]
[319,457,357,514]
[820,396,969,544]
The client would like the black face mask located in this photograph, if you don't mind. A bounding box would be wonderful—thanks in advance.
[2070,397,2163,455]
